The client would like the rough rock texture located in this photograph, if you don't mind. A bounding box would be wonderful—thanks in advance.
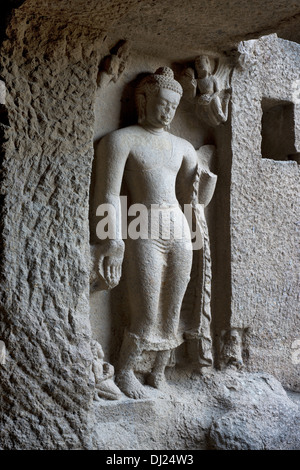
[208,371,300,450]
[225,35,299,390]
[93,369,300,450]
[0,0,299,451]
[0,10,103,449]
[15,0,300,59]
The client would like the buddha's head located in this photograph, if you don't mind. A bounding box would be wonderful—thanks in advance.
[136,67,183,129]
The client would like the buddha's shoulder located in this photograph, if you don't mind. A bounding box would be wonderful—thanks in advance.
[101,125,142,145]
[170,133,196,154]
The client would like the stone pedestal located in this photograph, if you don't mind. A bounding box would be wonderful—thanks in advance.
[93,369,300,450]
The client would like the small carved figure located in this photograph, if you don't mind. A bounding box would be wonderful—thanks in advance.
[220,329,243,369]
[179,67,197,102]
[194,55,230,127]
[179,55,231,127]
[95,67,217,399]
[97,41,129,88]
[91,340,122,400]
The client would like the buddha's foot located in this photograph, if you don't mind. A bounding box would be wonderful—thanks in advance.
[147,372,167,389]
[116,371,149,399]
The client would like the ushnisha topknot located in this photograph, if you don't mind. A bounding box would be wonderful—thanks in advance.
[136,66,183,99]
[151,67,183,95]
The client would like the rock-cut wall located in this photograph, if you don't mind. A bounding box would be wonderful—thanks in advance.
[229,35,300,390]
[0,10,102,449]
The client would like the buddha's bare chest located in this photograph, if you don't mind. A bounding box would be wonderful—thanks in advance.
[125,138,182,174]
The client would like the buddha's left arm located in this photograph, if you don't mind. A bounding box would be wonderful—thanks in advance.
[177,141,217,208]
[176,142,198,207]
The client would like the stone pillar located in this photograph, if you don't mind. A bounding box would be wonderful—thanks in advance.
[216,35,300,389]
[0,10,102,449]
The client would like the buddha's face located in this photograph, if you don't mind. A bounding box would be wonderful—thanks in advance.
[144,87,181,129]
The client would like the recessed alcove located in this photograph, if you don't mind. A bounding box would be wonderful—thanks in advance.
[0,0,299,449]
[261,98,299,162]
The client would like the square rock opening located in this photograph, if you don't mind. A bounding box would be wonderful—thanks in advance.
[261,98,299,163]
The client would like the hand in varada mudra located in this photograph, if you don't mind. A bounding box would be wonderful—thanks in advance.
[98,239,125,289]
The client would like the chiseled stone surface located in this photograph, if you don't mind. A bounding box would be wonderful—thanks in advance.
[93,369,300,450]
[228,35,300,390]
[0,11,103,449]
[0,0,299,451]
[17,0,300,59]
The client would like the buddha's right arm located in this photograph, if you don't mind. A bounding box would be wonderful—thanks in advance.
[94,132,128,289]
[94,132,128,241]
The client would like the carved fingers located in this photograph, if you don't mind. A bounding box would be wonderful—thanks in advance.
[98,240,125,289]
[104,257,123,289]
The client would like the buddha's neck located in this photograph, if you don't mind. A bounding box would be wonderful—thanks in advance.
[141,123,165,136]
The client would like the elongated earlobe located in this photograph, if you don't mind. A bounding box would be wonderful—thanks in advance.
[137,94,146,124]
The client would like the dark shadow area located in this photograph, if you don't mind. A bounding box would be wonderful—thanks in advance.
[211,104,233,367]
[0,1,25,44]
[119,72,148,128]
[261,98,299,163]
[0,104,9,127]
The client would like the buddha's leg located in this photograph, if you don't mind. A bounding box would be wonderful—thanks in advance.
[125,238,166,338]
[147,350,170,389]
[116,239,166,399]
[116,332,148,399]
[164,239,193,338]
[149,238,193,387]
